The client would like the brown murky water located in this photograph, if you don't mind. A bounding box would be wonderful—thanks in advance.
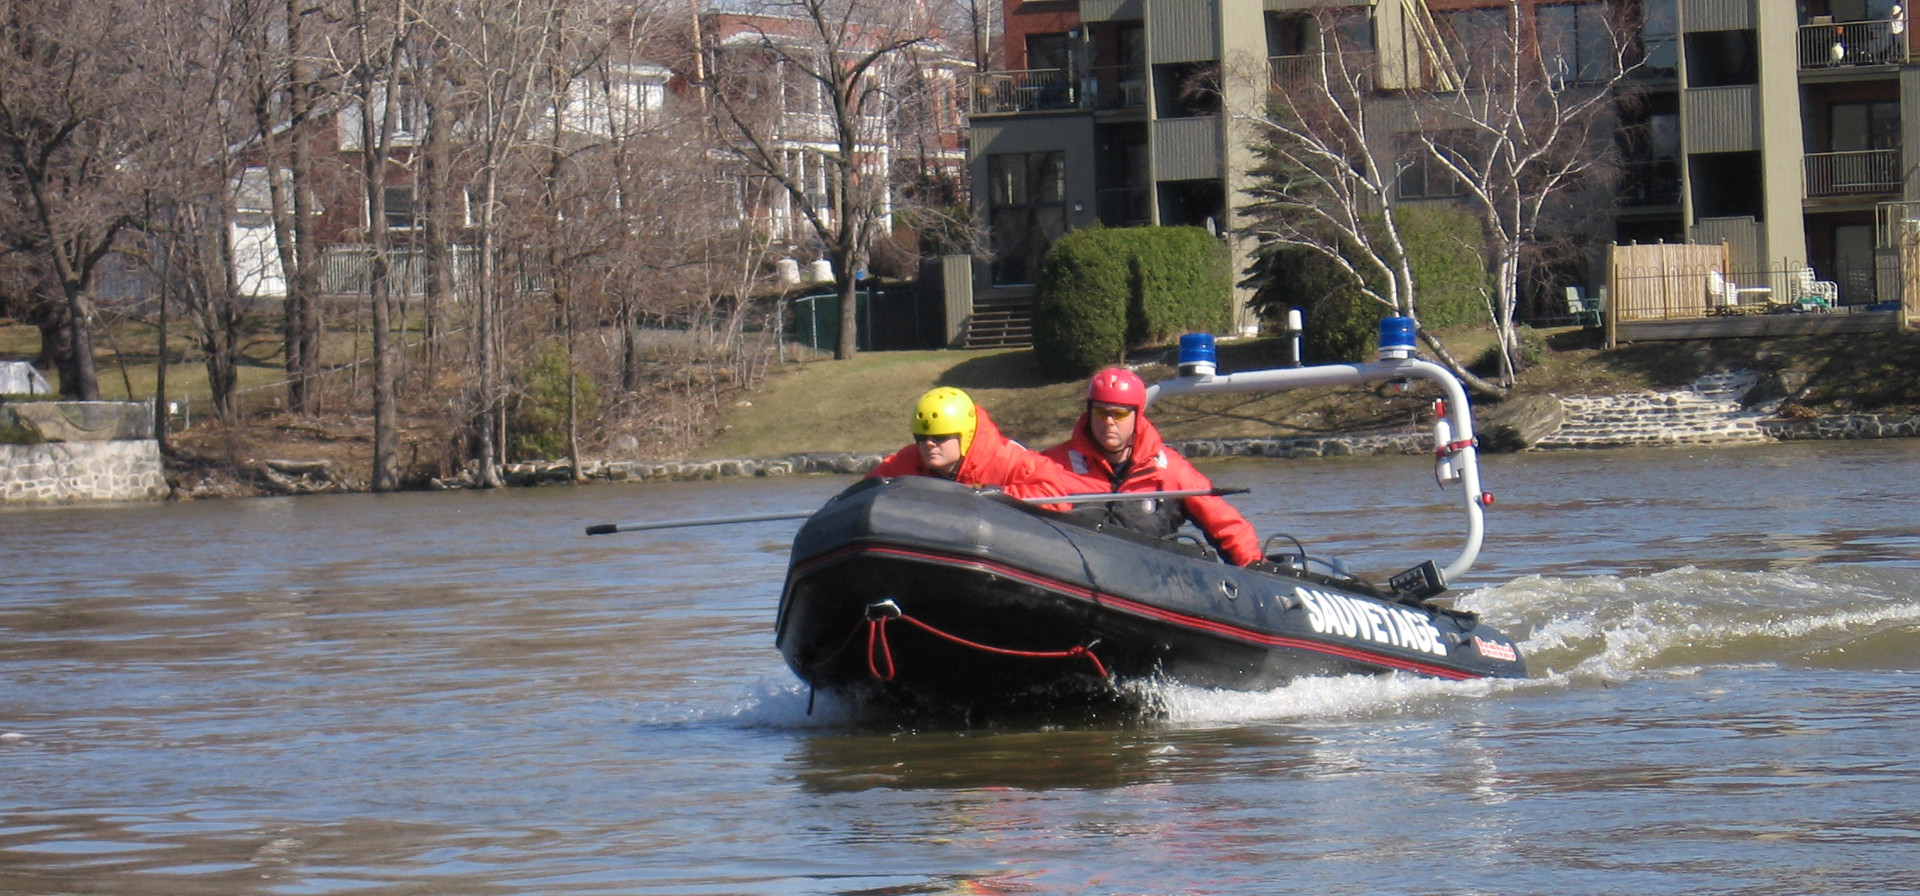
[4,440,1919,894]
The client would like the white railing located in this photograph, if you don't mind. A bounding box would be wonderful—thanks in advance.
[1799,18,1909,69]
[968,68,1078,115]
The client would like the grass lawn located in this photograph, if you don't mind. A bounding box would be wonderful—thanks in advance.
[2,313,404,415]
[699,329,1523,459]
[698,325,1920,460]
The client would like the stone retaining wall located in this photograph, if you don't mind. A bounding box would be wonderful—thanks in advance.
[1,441,169,504]
[482,432,1438,488]
[1760,414,1920,441]
[506,400,1919,487]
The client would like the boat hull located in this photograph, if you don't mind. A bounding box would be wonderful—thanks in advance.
[776,477,1525,709]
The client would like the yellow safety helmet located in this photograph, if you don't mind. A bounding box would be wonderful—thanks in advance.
[911,387,977,455]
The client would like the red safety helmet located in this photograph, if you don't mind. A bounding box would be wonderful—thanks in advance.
[1087,367,1145,409]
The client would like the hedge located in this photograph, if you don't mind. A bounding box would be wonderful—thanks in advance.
[1032,226,1232,377]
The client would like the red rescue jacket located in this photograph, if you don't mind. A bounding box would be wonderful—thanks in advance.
[1042,412,1263,566]
[867,405,1072,508]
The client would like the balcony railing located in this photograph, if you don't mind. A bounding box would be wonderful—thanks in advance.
[1805,149,1901,197]
[969,66,1147,116]
[969,68,1078,115]
[1269,54,1324,93]
[1799,18,1909,69]
[776,110,887,144]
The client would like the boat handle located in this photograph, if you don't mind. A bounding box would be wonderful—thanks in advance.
[1220,580,1239,601]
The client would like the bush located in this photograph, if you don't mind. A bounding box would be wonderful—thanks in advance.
[1470,324,1546,377]
[1246,205,1490,362]
[1032,226,1232,377]
[1032,228,1133,377]
[508,340,599,461]
[1395,205,1490,330]
[1130,226,1231,345]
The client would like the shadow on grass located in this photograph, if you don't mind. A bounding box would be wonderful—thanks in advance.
[936,350,1077,390]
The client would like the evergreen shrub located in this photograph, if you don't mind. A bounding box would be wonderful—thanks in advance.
[1247,205,1490,362]
[508,340,599,461]
[1032,227,1132,377]
[1130,226,1231,346]
[1033,226,1233,377]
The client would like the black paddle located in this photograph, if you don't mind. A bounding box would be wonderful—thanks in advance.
[583,486,1248,535]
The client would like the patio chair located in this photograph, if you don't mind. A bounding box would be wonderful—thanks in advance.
[1564,286,1602,327]
[1791,267,1839,312]
[1705,270,1740,313]
[1707,269,1769,313]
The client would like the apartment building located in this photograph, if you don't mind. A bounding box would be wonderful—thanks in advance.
[967,0,1915,328]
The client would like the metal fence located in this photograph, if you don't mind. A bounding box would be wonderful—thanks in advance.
[1798,18,1909,69]
[1608,249,1889,322]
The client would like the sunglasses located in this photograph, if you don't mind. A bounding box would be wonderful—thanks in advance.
[914,433,959,445]
[1090,405,1135,421]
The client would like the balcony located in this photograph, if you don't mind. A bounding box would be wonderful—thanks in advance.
[969,69,1080,116]
[1087,64,1147,112]
[1619,159,1681,207]
[969,66,1149,117]
[1804,149,1901,198]
[1269,54,1323,93]
[1799,19,1909,70]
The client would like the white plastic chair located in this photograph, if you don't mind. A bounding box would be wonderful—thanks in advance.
[1793,267,1839,311]
[1705,270,1739,311]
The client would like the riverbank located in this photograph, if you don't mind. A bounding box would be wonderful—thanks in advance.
[157,328,1920,499]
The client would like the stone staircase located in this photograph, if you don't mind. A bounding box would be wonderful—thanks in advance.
[1535,370,1780,449]
[962,298,1033,349]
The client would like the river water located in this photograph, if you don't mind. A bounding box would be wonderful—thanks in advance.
[3,439,1918,895]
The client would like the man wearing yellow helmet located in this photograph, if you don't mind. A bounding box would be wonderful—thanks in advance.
[867,387,1073,503]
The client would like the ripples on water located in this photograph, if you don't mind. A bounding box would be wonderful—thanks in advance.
[3,441,1919,894]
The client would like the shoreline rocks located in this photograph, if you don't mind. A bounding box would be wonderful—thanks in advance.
[446,407,1920,491]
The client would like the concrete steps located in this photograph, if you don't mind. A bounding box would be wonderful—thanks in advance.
[1535,370,1780,449]
[962,300,1033,349]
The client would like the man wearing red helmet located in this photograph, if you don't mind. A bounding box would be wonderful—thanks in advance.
[1042,367,1263,566]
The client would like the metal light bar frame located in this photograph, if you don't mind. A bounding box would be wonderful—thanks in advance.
[1145,337,1486,586]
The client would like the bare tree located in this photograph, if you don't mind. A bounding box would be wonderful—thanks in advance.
[0,0,159,399]
[423,0,565,486]
[147,0,261,422]
[1409,0,1636,386]
[1241,2,1634,395]
[231,0,333,413]
[695,0,933,360]
[334,0,417,489]
[1238,7,1498,395]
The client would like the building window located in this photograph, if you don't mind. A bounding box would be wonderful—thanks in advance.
[987,151,1065,284]
[383,185,420,232]
[1829,100,1900,152]
[1397,136,1466,200]
[1536,3,1618,86]
[1638,0,1678,77]
[1438,8,1509,73]
[1618,102,1681,206]
[1026,33,1070,73]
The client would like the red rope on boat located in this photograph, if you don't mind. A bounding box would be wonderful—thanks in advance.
[864,617,896,680]
[862,611,1109,681]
